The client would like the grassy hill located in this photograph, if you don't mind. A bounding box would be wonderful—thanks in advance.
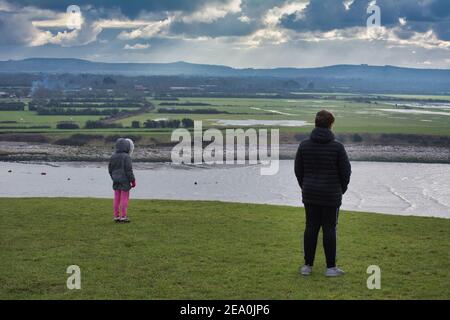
[0,198,448,299]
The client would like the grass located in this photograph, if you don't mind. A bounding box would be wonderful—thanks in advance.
[0,198,449,300]
[0,110,105,128]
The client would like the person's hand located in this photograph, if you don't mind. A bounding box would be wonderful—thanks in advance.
[131,180,136,188]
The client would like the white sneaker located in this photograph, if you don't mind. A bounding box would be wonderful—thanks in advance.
[325,267,345,277]
[299,265,313,276]
[120,217,130,223]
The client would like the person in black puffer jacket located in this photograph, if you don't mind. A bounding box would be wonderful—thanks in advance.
[295,110,351,277]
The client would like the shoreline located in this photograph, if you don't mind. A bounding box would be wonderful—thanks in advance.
[1,141,450,164]
[0,196,448,220]
[1,196,448,219]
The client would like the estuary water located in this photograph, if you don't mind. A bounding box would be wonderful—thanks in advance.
[1,160,449,218]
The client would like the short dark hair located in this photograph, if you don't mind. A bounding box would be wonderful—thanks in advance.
[315,110,335,128]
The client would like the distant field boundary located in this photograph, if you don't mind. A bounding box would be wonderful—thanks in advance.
[1,131,450,147]
[294,132,450,147]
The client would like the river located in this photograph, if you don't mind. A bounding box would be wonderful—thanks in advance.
[1,161,449,218]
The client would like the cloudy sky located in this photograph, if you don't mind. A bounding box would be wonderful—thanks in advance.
[0,0,449,68]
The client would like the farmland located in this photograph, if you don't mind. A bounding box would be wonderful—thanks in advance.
[1,94,450,136]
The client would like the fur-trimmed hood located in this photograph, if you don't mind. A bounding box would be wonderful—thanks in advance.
[115,138,134,155]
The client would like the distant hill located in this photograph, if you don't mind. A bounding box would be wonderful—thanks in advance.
[0,58,237,76]
[1,58,450,94]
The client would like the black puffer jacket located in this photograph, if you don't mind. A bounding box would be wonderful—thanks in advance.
[108,138,135,191]
[294,127,351,206]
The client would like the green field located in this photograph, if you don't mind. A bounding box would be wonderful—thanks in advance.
[1,95,450,135]
[0,110,105,127]
[1,198,449,299]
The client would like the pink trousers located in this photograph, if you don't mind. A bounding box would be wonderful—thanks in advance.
[114,190,130,218]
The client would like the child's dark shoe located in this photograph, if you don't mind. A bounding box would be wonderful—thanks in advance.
[120,217,130,223]
[114,217,121,223]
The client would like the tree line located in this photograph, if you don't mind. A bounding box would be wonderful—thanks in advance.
[157,108,228,114]
[141,118,193,128]
[159,102,212,106]
[0,102,25,111]
[37,107,123,116]
[29,99,146,111]
[56,118,195,130]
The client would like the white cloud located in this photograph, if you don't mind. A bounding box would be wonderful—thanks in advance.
[28,23,103,47]
[182,0,242,23]
[30,30,75,46]
[31,11,84,29]
[289,26,450,50]
[31,20,103,47]
[343,0,355,11]
[117,17,172,40]
[238,15,251,23]
[95,19,155,29]
[240,28,289,47]
[113,0,242,41]
[239,1,308,47]
[233,0,450,52]
[123,43,150,50]
[378,29,450,50]
[0,1,103,47]
[264,1,308,27]
[237,20,450,52]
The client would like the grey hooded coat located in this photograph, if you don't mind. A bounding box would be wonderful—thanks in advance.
[108,138,135,191]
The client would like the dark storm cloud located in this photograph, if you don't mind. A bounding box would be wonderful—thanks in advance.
[280,0,450,40]
[5,0,261,38]
[429,0,450,19]
[8,0,226,18]
[169,15,258,38]
[6,0,450,40]
[241,0,282,17]
[0,11,36,45]
[280,0,367,31]
[433,21,450,41]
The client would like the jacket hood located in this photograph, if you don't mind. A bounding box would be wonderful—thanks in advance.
[115,138,131,153]
[125,138,134,156]
[310,127,335,144]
